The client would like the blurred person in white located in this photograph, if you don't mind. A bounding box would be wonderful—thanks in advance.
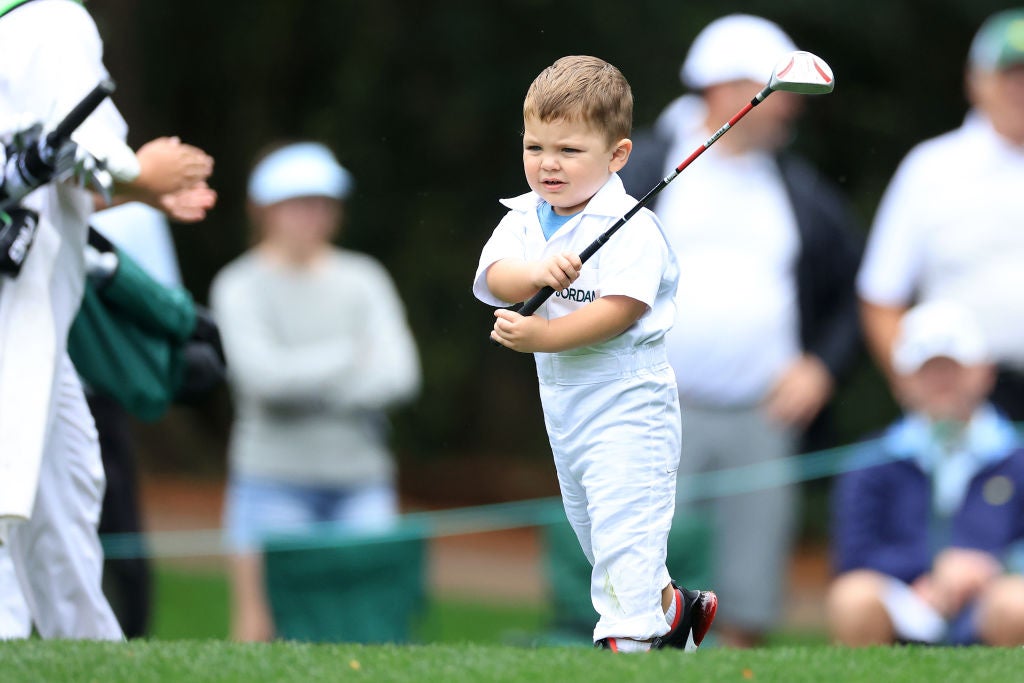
[93,202,182,288]
[210,142,421,642]
[828,301,1024,647]
[0,191,211,642]
[620,15,862,647]
[859,8,1024,420]
[1,196,212,643]
[0,0,213,641]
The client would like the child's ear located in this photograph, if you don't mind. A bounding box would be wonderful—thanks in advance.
[609,138,633,172]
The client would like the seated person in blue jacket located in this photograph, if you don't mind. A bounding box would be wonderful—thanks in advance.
[827,300,1024,646]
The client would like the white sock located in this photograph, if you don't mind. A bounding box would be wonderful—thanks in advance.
[607,637,652,653]
[881,577,947,643]
[664,589,679,628]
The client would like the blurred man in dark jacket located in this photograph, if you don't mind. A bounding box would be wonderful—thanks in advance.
[619,14,862,647]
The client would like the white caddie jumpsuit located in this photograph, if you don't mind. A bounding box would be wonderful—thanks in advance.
[0,0,127,640]
[474,174,683,642]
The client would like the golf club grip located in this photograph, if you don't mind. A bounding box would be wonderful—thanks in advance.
[517,286,554,317]
[47,79,116,148]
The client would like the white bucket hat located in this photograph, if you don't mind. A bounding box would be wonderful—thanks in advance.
[248,142,353,206]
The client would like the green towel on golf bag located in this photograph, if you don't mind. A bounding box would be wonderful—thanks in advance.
[264,530,427,643]
[68,241,197,421]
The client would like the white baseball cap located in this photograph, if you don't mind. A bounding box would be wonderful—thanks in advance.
[681,14,797,90]
[247,142,353,207]
[892,301,990,375]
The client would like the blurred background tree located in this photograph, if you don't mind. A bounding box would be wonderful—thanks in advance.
[84,0,1018,508]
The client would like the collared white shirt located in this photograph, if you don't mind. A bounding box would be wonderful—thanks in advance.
[473,173,678,355]
[858,112,1024,368]
[652,95,801,406]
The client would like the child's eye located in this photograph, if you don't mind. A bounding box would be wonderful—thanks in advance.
[525,144,542,152]
[562,148,581,154]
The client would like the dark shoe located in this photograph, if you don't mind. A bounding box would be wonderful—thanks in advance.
[652,584,718,651]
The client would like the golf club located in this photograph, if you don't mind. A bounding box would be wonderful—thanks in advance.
[0,79,116,212]
[490,50,833,345]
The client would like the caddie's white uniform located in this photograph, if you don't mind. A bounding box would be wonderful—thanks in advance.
[473,174,681,642]
[0,0,125,640]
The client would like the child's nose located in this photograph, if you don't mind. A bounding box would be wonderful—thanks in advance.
[540,154,560,170]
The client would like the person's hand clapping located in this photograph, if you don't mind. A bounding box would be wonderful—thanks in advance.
[159,182,217,223]
[112,136,216,220]
[134,136,213,197]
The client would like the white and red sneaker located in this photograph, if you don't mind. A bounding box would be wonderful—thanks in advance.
[652,583,718,651]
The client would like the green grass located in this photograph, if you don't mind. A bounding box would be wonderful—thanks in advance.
[150,564,554,644]
[2,641,1021,683]
[5,567,1019,682]
[149,565,833,648]
[416,598,551,644]
[151,567,230,640]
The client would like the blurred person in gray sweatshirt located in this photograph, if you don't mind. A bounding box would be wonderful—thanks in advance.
[210,142,420,642]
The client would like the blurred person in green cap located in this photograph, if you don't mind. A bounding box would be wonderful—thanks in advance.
[859,8,1024,419]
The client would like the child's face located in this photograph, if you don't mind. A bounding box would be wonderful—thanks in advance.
[258,195,342,253]
[522,117,631,216]
[897,356,996,423]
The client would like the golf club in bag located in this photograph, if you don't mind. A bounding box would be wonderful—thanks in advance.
[490,50,834,346]
[0,79,116,276]
[0,78,116,212]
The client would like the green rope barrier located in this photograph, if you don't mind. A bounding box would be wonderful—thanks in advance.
[100,437,890,560]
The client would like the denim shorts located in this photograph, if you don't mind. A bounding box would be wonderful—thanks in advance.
[223,475,397,551]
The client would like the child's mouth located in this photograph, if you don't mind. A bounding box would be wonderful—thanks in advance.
[542,179,565,188]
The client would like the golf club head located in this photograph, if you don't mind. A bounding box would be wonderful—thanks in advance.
[768,51,834,94]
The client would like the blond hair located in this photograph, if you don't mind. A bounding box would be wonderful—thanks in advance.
[523,55,633,144]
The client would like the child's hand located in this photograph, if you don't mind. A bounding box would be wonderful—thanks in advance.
[531,252,582,291]
[928,548,1002,616]
[491,308,550,352]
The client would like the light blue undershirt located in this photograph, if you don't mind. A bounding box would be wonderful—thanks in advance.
[537,202,578,241]
[883,403,1019,517]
